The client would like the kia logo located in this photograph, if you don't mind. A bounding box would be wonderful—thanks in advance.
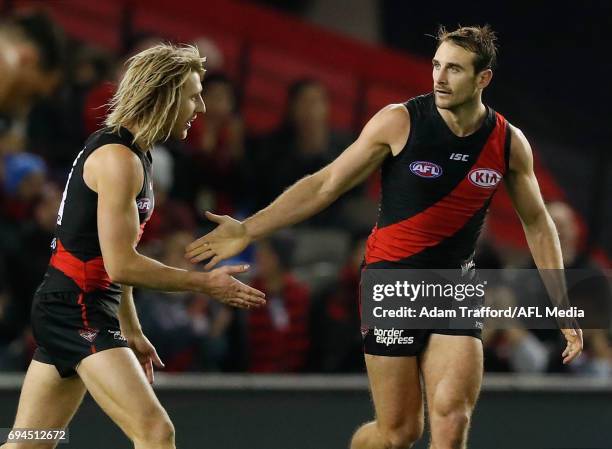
[410,161,443,178]
[468,168,502,188]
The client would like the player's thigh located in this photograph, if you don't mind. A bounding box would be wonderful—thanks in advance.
[365,354,423,430]
[420,334,483,414]
[75,347,171,440]
[5,360,86,448]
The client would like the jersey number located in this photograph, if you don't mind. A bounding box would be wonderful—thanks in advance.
[57,148,86,226]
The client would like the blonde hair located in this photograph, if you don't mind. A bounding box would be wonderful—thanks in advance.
[105,43,205,149]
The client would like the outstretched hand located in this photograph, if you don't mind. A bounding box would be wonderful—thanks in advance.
[185,211,251,270]
[201,263,266,309]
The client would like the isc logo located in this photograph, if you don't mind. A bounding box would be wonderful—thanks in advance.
[410,161,443,178]
[450,153,469,161]
[468,168,502,188]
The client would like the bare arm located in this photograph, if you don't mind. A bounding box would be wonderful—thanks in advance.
[88,144,200,289]
[245,104,410,240]
[505,126,563,269]
[186,104,410,266]
[117,284,165,383]
[505,125,583,364]
[118,285,141,336]
[86,144,265,308]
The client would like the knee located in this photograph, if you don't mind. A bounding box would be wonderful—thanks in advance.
[379,421,423,449]
[430,407,471,449]
[150,417,175,445]
[133,412,175,447]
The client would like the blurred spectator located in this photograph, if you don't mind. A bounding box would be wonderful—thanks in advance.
[482,286,550,373]
[546,201,612,376]
[27,42,112,172]
[247,233,311,372]
[137,144,196,249]
[136,231,233,371]
[172,73,248,216]
[248,79,352,220]
[0,11,65,116]
[1,152,47,226]
[193,37,225,73]
[2,183,60,340]
[484,202,612,376]
[309,237,366,372]
[0,12,65,157]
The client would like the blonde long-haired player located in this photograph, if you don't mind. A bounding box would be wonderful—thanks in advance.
[1,44,265,449]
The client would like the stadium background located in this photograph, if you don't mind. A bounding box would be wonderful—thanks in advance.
[0,0,610,447]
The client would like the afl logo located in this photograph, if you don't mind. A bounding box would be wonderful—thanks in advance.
[410,161,443,178]
[468,168,502,188]
[137,198,152,212]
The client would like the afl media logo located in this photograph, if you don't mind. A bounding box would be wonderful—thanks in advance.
[410,161,443,178]
[468,168,502,188]
[137,198,152,212]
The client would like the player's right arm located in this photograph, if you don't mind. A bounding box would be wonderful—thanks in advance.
[85,144,265,308]
[186,104,411,268]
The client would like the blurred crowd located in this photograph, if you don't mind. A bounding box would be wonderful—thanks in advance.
[0,11,610,376]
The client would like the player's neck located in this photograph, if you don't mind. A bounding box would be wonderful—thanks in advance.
[438,99,487,137]
[123,124,149,152]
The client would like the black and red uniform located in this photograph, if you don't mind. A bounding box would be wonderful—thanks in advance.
[32,127,154,377]
[362,93,510,356]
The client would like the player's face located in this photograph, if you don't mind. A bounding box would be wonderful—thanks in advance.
[171,70,205,140]
[432,41,491,110]
[18,46,62,104]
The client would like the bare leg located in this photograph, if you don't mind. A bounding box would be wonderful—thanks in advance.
[420,335,483,449]
[1,360,86,449]
[75,347,175,449]
[350,354,424,449]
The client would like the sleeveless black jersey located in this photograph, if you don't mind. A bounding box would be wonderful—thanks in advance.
[36,127,155,305]
[365,93,510,268]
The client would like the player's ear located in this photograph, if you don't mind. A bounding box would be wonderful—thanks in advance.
[477,69,493,89]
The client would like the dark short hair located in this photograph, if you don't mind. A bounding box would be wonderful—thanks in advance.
[436,25,498,73]
[287,78,324,106]
[11,11,66,72]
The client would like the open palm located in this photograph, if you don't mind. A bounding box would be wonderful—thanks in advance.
[185,212,251,269]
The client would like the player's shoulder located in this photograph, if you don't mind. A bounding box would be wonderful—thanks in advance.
[505,122,533,171]
[368,103,410,132]
[361,104,411,156]
[84,142,144,196]
[85,142,143,184]
[506,122,530,152]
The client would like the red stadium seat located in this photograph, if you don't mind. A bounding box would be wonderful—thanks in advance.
[133,10,244,80]
[16,0,122,50]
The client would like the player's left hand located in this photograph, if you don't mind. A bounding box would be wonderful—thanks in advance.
[128,333,165,384]
[185,211,251,269]
[561,326,583,365]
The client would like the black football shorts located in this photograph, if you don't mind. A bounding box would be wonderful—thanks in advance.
[31,291,128,377]
[362,327,482,357]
